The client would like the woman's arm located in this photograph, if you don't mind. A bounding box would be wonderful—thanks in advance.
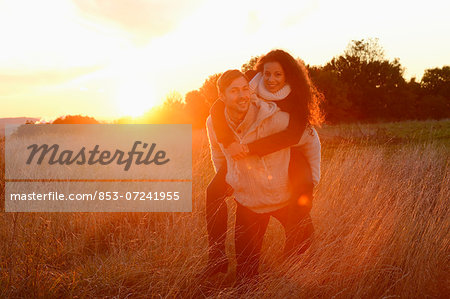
[247,98,307,156]
[210,99,236,147]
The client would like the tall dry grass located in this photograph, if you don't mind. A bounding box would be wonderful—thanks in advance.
[0,122,449,298]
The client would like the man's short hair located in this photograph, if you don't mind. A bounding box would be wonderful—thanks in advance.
[217,69,246,94]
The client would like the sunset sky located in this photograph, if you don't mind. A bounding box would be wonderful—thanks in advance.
[1,0,449,120]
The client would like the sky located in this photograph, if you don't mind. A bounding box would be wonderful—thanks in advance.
[1,0,449,120]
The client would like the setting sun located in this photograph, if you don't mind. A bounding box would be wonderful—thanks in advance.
[115,78,158,117]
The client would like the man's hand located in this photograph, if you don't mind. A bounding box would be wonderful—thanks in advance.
[225,142,249,160]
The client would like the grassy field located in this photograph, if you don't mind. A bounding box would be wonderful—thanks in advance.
[0,119,449,298]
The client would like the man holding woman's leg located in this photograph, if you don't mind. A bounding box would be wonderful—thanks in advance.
[206,68,321,281]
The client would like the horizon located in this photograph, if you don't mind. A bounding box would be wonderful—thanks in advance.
[1,0,449,120]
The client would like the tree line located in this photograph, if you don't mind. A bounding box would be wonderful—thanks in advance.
[45,38,449,127]
[149,38,449,128]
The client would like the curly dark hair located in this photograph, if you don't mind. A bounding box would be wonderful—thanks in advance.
[255,49,324,126]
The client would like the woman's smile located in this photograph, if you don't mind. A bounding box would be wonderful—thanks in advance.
[263,61,286,93]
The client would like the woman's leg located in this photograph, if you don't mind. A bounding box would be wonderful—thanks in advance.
[272,204,314,257]
[289,147,314,209]
[284,147,315,255]
[234,203,269,281]
[205,165,233,273]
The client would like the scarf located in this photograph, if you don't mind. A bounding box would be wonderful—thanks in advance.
[249,72,291,101]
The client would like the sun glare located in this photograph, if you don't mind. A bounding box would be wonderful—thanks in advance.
[115,78,158,117]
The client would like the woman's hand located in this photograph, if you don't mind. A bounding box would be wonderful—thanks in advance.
[225,142,249,160]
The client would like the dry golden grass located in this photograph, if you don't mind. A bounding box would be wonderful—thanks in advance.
[0,120,449,298]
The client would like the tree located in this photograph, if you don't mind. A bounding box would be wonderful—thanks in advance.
[162,91,185,111]
[308,65,351,123]
[241,56,259,73]
[199,73,222,105]
[184,90,210,129]
[157,92,187,124]
[52,115,99,124]
[324,38,408,120]
[414,95,449,119]
[417,66,450,119]
[344,38,385,63]
[421,66,450,97]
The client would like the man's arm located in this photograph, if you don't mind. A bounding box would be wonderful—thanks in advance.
[206,116,226,172]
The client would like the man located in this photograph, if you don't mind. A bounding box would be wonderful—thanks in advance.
[205,70,316,280]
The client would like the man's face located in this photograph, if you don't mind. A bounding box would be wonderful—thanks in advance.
[221,76,251,115]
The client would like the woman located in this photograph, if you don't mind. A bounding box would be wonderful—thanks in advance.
[205,49,323,278]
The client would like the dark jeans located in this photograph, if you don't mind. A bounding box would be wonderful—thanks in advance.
[235,201,314,280]
[205,148,314,272]
[205,165,232,269]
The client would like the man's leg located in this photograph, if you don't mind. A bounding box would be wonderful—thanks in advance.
[234,203,269,281]
[205,165,232,274]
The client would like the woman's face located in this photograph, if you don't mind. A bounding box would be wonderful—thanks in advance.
[263,61,286,93]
